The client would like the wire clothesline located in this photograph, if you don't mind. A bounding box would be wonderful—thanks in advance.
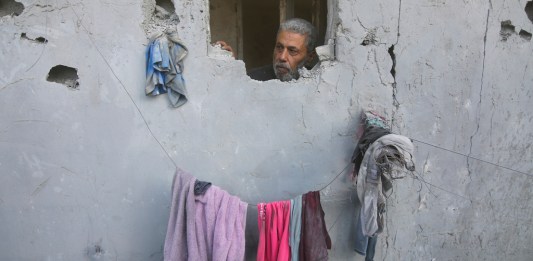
[69,0,532,205]
[410,138,532,178]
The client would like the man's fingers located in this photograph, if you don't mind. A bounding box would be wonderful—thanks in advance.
[214,40,235,57]
[215,40,227,46]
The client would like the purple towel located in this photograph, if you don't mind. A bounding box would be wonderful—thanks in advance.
[195,184,248,260]
[163,168,247,261]
[164,168,197,261]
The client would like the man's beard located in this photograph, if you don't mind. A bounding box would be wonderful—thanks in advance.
[273,60,305,82]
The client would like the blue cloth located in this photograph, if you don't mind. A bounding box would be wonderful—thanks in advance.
[145,31,188,108]
[354,209,378,261]
[289,195,302,261]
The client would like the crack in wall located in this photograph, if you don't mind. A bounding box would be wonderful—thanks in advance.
[394,0,402,45]
[373,49,387,86]
[389,45,399,109]
[467,8,490,179]
[391,0,402,131]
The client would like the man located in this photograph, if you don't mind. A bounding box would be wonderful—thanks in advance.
[218,18,318,82]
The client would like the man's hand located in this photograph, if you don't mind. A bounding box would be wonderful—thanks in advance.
[215,41,235,58]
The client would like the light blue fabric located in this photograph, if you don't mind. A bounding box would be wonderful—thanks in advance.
[146,31,188,108]
[354,208,378,261]
[289,195,302,261]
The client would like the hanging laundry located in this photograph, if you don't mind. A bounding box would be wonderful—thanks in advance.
[351,111,391,181]
[299,191,331,261]
[194,179,212,195]
[289,195,302,261]
[164,168,247,261]
[146,30,188,108]
[257,201,291,261]
[349,111,415,260]
[356,134,415,237]
[353,209,378,261]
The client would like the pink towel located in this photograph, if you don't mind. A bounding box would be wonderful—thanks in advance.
[257,201,291,261]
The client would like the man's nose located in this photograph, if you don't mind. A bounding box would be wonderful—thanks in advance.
[278,48,289,62]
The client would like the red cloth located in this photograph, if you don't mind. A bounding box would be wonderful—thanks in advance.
[299,191,332,261]
[257,201,292,261]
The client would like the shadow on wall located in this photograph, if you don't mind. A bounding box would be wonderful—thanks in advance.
[0,0,24,17]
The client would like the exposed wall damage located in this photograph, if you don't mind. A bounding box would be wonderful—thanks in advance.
[0,0,532,260]
[500,20,531,41]
[526,1,533,23]
[20,32,47,44]
[46,65,80,89]
[141,0,179,37]
[0,0,24,17]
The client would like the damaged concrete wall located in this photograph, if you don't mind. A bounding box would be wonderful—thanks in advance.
[0,0,531,260]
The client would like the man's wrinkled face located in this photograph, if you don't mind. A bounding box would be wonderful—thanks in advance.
[272,30,309,81]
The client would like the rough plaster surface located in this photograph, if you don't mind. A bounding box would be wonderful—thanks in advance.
[0,0,532,260]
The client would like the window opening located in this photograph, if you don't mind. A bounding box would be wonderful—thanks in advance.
[210,0,328,73]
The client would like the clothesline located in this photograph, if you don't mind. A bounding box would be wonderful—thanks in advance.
[409,170,475,203]
[248,162,353,207]
[67,3,181,171]
[71,0,531,182]
[410,138,532,177]
[77,0,530,182]
[74,1,531,189]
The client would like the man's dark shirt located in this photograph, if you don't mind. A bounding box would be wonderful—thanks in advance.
[247,64,277,81]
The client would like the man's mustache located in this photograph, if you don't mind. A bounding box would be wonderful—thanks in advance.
[274,62,291,71]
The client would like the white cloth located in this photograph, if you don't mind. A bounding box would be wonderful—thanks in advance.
[356,134,415,236]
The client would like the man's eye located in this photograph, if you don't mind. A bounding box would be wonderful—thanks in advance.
[289,50,298,55]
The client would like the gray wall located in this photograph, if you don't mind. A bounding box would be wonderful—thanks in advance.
[0,0,532,260]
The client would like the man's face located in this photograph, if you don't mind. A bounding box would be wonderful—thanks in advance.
[272,30,310,81]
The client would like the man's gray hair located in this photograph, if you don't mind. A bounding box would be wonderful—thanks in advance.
[279,18,318,53]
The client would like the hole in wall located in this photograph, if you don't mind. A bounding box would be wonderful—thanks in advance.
[0,0,24,17]
[526,1,533,23]
[360,28,378,46]
[155,0,175,14]
[85,243,105,260]
[46,65,80,89]
[141,0,179,36]
[519,29,532,41]
[20,33,48,44]
[210,0,328,71]
[500,20,516,41]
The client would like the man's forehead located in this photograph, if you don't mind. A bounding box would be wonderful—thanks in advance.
[276,30,307,46]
